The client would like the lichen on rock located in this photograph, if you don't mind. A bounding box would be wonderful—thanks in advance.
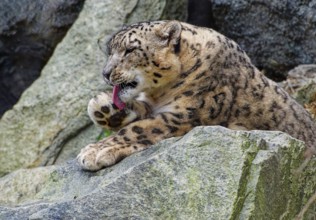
[0,127,314,219]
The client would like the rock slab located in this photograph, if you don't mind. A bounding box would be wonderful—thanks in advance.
[0,0,188,176]
[212,0,316,80]
[0,127,315,219]
[279,65,316,119]
[0,0,85,116]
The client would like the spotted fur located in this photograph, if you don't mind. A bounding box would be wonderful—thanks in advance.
[77,21,316,171]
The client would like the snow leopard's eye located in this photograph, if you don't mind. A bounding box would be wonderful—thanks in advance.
[124,47,136,56]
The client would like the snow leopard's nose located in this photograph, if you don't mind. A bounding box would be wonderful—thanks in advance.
[102,67,112,81]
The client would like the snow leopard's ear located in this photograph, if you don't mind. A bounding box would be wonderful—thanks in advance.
[156,20,182,48]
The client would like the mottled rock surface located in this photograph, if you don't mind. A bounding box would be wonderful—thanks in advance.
[279,65,316,119]
[187,0,214,27]
[0,0,85,116]
[279,65,316,95]
[0,127,315,219]
[212,0,316,80]
[0,0,188,176]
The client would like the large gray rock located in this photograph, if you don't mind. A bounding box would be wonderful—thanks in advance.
[0,0,188,176]
[279,64,316,96]
[0,127,315,219]
[279,65,316,120]
[211,0,316,80]
[0,0,85,116]
[288,65,316,105]
[187,0,213,27]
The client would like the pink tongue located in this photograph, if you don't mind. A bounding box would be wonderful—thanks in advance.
[112,85,126,110]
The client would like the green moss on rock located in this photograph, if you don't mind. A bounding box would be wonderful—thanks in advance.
[0,127,315,219]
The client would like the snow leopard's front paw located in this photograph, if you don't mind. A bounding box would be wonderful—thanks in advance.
[77,136,136,171]
[87,92,129,130]
[77,142,116,171]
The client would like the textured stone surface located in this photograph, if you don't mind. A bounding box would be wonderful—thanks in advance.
[0,0,188,176]
[290,66,316,103]
[212,0,316,80]
[295,81,316,121]
[187,0,214,27]
[0,127,314,219]
[279,65,316,95]
[279,65,316,120]
[0,0,85,116]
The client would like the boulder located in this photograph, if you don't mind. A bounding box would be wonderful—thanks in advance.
[0,126,315,219]
[0,0,85,116]
[211,0,316,80]
[187,0,214,27]
[279,65,316,119]
[289,65,316,104]
[279,65,316,95]
[0,0,188,176]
